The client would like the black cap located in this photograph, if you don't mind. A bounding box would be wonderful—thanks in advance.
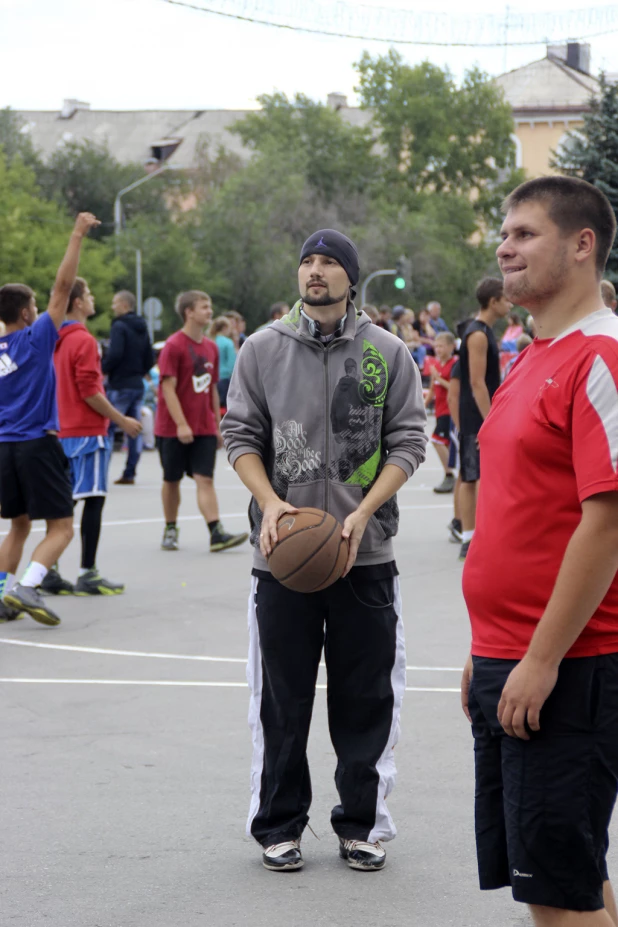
[299,229,360,289]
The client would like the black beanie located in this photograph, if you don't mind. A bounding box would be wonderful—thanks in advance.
[299,229,360,288]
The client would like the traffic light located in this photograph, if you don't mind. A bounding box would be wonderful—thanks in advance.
[394,256,411,290]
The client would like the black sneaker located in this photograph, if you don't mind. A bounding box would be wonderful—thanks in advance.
[459,540,470,561]
[74,569,125,596]
[39,567,74,596]
[448,518,463,543]
[161,525,179,551]
[262,839,303,871]
[0,599,24,622]
[210,528,249,553]
[339,837,386,871]
[433,473,455,494]
[4,584,61,626]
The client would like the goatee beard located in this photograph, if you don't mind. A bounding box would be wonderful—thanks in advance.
[304,289,348,307]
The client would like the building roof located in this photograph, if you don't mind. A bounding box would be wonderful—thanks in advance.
[15,103,372,168]
[494,54,598,116]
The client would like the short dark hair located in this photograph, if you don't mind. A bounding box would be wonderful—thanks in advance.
[175,290,210,323]
[503,176,617,275]
[115,290,136,311]
[601,279,617,307]
[0,284,34,325]
[68,277,88,314]
[270,301,288,320]
[476,277,504,309]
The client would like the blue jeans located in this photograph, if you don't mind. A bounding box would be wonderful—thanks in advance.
[107,387,143,479]
[411,345,426,369]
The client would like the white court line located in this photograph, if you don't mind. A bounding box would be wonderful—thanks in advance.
[0,678,459,692]
[0,502,452,536]
[0,638,462,672]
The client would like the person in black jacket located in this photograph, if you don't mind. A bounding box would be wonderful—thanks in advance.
[103,290,154,484]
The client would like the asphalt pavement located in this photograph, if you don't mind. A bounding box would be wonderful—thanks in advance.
[1,439,605,927]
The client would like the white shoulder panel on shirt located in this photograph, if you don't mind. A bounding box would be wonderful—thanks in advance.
[553,307,618,344]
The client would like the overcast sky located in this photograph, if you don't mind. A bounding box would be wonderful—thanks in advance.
[2,0,617,112]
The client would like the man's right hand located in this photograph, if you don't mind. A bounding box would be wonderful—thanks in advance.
[259,499,299,558]
[177,423,194,445]
[122,416,142,439]
[73,212,100,237]
[461,653,473,723]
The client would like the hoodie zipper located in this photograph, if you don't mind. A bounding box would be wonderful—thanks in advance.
[323,345,330,512]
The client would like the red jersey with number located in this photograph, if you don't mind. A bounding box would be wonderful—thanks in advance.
[463,308,618,659]
[433,356,456,418]
[155,331,219,437]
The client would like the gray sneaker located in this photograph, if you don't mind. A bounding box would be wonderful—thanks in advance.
[161,525,179,550]
[4,583,61,626]
[433,473,456,494]
[0,598,24,623]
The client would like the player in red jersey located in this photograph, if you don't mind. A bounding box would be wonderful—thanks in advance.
[461,176,618,926]
[424,331,457,493]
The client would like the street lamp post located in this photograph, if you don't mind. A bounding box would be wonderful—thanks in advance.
[360,269,397,307]
[113,163,178,316]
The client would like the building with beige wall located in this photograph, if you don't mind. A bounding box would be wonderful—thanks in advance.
[494,43,598,178]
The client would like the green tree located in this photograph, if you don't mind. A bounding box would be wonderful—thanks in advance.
[232,92,380,200]
[0,151,123,335]
[552,74,618,282]
[39,140,186,240]
[355,51,521,220]
[0,108,43,172]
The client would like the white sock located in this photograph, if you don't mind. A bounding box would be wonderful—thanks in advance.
[20,561,49,588]
[4,573,16,596]
[78,568,91,577]
[462,530,475,543]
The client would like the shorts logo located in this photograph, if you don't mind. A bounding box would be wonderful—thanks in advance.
[0,342,7,349]
[513,869,533,878]
[0,353,17,377]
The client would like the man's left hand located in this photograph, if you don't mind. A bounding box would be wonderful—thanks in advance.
[497,655,559,740]
[341,509,370,577]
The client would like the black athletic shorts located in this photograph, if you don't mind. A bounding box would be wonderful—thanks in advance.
[0,434,74,521]
[431,414,451,447]
[157,435,217,482]
[469,654,618,911]
[459,433,480,483]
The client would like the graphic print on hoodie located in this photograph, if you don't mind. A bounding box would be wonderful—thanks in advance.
[222,301,428,570]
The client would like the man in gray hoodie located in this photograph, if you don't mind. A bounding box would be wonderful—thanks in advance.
[221,229,427,873]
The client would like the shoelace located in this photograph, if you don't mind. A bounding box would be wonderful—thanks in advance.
[341,838,385,855]
[264,840,300,857]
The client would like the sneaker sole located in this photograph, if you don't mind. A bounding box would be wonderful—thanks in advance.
[161,546,179,551]
[74,587,125,596]
[4,594,60,626]
[210,534,249,553]
[39,588,74,596]
[339,849,385,871]
[262,859,304,871]
[433,487,455,494]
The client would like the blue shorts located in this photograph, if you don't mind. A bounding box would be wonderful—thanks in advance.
[59,435,112,499]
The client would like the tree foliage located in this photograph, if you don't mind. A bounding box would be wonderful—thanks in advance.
[0,151,123,335]
[552,74,618,282]
[232,92,380,200]
[355,51,521,219]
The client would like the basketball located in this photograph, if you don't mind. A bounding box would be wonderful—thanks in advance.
[267,507,349,593]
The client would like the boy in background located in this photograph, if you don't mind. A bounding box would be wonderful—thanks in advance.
[425,331,457,493]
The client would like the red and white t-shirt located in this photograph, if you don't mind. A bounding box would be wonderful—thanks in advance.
[463,307,618,659]
[433,356,456,418]
[155,331,219,438]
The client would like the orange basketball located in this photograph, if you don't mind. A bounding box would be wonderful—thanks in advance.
[267,507,349,593]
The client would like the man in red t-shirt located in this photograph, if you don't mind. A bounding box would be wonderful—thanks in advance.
[155,290,248,553]
[424,331,457,493]
[461,176,618,925]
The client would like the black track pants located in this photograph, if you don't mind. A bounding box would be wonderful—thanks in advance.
[246,569,406,848]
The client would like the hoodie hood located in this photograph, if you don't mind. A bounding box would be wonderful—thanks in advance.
[57,320,89,347]
[271,299,372,344]
[113,311,149,335]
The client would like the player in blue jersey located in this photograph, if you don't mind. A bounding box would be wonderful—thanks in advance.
[0,212,100,626]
